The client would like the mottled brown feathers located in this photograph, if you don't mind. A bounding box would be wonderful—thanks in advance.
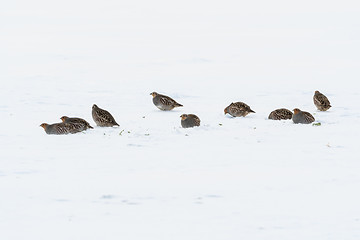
[180,114,200,128]
[40,122,82,135]
[313,91,331,111]
[60,116,93,130]
[268,108,293,120]
[92,104,119,127]
[292,108,315,124]
[151,92,183,111]
[224,102,255,117]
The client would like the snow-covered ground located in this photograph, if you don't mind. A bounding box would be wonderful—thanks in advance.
[1,1,360,239]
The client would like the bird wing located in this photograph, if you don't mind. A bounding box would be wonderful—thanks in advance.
[98,109,116,122]
[314,94,330,106]
[193,116,201,126]
[279,109,293,118]
[304,112,315,123]
[233,102,250,111]
[159,95,177,106]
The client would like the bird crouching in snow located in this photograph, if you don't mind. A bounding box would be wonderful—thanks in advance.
[268,108,293,120]
[40,122,82,135]
[313,90,331,111]
[292,108,315,124]
[92,104,119,127]
[224,102,255,117]
[180,114,200,128]
[150,92,183,111]
[60,116,93,131]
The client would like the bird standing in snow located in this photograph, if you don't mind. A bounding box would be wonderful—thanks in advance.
[180,114,201,128]
[40,122,82,135]
[92,104,119,127]
[224,102,255,117]
[150,92,183,111]
[268,108,293,120]
[60,116,93,131]
[292,108,315,124]
[313,90,331,111]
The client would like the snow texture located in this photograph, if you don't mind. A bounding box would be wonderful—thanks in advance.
[1,0,360,239]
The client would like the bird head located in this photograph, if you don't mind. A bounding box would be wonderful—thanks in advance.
[150,92,158,98]
[293,108,301,115]
[314,90,320,94]
[224,107,228,114]
[40,123,48,129]
[60,116,68,122]
[92,104,98,109]
[180,114,188,120]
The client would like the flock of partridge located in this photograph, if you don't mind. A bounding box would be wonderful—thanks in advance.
[40,90,331,135]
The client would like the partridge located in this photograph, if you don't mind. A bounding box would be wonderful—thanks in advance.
[268,108,293,120]
[150,92,183,111]
[40,122,82,135]
[92,104,119,127]
[224,102,255,117]
[60,116,93,131]
[313,90,331,111]
[180,114,201,128]
[292,108,315,124]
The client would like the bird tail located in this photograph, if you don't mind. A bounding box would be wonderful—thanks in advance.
[175,103,183,107]
[250,109,256,113]
[88,125,94,129]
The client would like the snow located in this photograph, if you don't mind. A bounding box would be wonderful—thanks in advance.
[1,0,360,239]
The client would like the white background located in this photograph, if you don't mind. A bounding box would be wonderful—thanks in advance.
[1,0,360,239]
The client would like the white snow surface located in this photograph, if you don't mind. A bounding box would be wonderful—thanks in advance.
[1,0,360,239]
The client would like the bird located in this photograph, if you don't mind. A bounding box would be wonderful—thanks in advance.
[180,114,201,128]
[268,108,293,120]
[92,104,119,127]
[60,116,93,131]
[313,90,331,111]
[224,102,255,117]
[150,92,183,111]
[40,122,82,135]
[292,108,315,124]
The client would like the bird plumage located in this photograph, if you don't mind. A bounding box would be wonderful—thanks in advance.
[92,104,119,127]
[313,90,331,111]
[268,108,293,120]
[180,114,200,128]
[150,92,183,111]
[224,102,255,117]
[292,108,315,124]
[40,122,82,135]
[60,116,93,131]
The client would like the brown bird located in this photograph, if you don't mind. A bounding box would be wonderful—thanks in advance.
[224,102,255,117]
[268,108,293,120]
[150,92,183,111]
[313,90,331,111]
[40,122,82,135]
[60,116,93,131]
[92,104,119,127]
[180,114,201,128]
[292,108,315,124]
